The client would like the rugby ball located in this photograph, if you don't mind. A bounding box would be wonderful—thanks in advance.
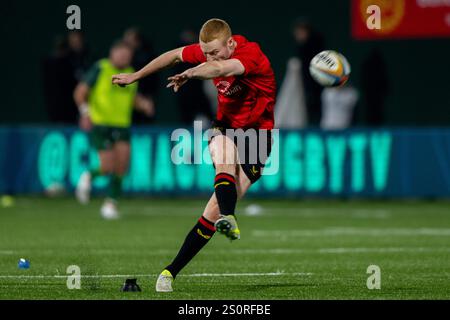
[309,50,351,87]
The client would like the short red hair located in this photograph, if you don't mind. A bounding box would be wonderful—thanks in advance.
[199,18,232,43]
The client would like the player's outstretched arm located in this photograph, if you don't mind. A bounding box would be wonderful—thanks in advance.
[167,59,245,92]
[190,59,245,79]
[112,47,184,86]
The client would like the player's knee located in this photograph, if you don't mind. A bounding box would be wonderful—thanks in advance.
[210,136,236,166]
[100,161,114,174]
[115,169,127,176]
[115,163,128,176]
[101,168,113,175]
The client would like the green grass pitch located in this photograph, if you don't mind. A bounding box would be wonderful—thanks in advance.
[1,196,449,299]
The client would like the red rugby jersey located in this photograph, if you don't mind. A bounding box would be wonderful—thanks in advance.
[181,35,276,129]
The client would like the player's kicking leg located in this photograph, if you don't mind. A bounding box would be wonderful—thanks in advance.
[212,164,252,240]
[155,176,252,292]
[156,134,252,292]
[208,134,241,240]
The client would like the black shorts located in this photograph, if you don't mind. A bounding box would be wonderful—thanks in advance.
[208,120,272,184]
[90,125,130,150]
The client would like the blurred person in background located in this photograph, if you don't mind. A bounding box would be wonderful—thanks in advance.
[320,82,359,130]
[275,57,308,128]
[293,18,325,127]
[123,27,159,123]
[42,31,91,124]
[42,35,77,123]
[67,30,91,81]
[173,28,214,125]
[361,48,389,126]
[73,41,154,219]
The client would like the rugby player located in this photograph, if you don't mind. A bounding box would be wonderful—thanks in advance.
[112,19,276,291]
[75,41,154,219]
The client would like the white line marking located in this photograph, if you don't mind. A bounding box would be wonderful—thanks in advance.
[182,272,312,277]
[0,272,313,279]
[253,228,450,237]
[6,246,449,256]
[317,247,450,253]
[231,247,450,254]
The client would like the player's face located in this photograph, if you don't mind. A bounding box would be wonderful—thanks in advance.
[200,37,234,61]
[110,46,133,69]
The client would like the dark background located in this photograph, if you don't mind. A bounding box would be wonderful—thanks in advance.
[1,0,449,125]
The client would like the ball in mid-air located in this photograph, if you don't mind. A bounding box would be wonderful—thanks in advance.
[309,50,351,87]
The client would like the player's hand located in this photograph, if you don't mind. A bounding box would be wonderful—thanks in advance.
[79,115,92,131]
[167,70,191,92]
[112,73,138,87]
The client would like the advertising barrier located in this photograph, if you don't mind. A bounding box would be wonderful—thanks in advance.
[1,126,450,197]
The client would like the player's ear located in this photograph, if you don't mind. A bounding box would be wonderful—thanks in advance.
[226,37,234,48]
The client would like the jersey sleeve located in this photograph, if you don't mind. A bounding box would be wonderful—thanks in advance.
[181,44,206,64]
[82,61,101,87]
[232,43,261,76]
